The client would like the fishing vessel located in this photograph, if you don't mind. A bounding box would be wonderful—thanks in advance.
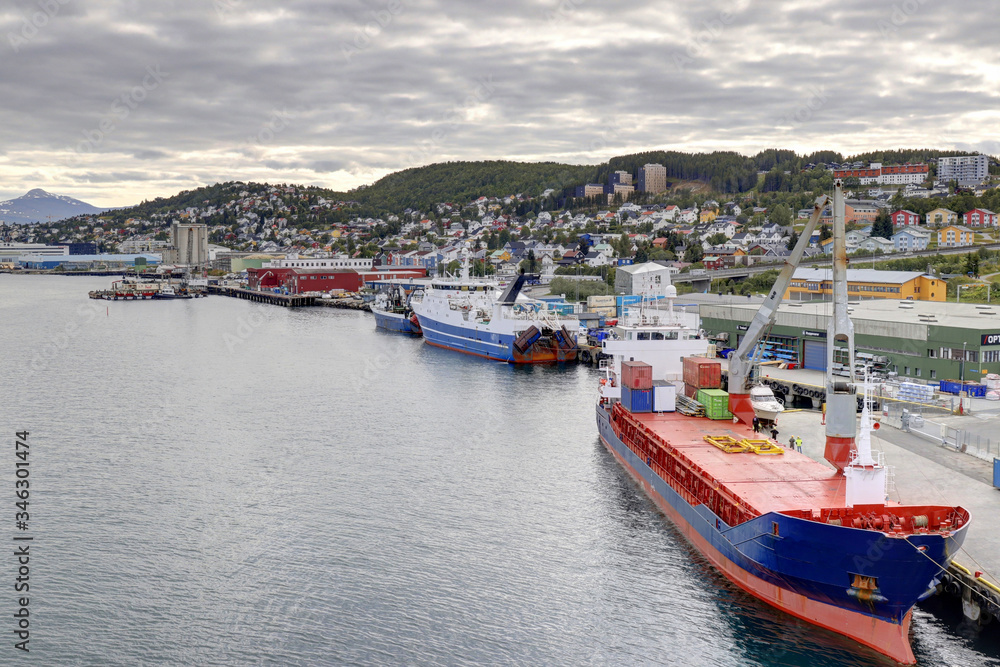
[153,285,205,299]
[410,266,577,363]
[88,279,162,300]
[371,285,422,335]
[595,182,969,664]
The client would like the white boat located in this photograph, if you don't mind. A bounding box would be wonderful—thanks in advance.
[409,265,577,364]
[749,384,785,421]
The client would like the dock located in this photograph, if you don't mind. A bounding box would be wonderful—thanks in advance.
[208,285,315,307]
[207,285,370,311]
[778,406,1000,630]
[314,296,370,311]
[576,342,605,365]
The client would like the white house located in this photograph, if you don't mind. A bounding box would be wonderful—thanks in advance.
[845,229,870,246]
[678,208,698,224]
[859,236,895,254]
[584,250,611,267]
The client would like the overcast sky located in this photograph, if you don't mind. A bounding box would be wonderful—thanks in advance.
[1,0,998,207]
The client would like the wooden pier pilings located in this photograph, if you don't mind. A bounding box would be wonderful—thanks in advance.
[208,285,315,308]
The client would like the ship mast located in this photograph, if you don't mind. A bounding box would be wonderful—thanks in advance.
[824,180,858,472]
[843,370,889,505]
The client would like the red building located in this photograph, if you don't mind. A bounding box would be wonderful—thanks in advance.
[964,208,998,227]
[833,167,880,183]
[248,268,363,294]
[359,268,428,286]
[891,210,921,226]
[703,255,737,270]
[881,164,928,177]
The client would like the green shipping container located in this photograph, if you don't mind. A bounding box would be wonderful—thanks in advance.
[696,388,732,420]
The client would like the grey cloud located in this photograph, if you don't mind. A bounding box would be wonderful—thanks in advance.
[0,0,997,206]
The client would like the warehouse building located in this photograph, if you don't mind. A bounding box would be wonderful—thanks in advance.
[785,268,945,302]
[247,268,363,294]
[701,299,1000,381]
[15,254,160,269]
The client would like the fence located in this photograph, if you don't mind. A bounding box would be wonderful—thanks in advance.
[881,402,1000,461]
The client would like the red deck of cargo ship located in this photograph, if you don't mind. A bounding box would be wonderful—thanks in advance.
[619,408,960,526]
[623,409,845,512]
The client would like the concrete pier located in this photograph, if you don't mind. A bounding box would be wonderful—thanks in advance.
[777,406,1000,627]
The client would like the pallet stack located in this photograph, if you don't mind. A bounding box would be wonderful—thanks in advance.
[898,382,934,403]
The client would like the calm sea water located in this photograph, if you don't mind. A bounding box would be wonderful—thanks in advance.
[2,275,998,666]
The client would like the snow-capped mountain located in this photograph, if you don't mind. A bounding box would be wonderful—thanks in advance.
[0,189,105,224]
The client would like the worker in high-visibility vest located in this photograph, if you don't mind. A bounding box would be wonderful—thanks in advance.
[795,435,803,453]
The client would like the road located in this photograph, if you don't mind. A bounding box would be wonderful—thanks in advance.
[672,242,1000,284]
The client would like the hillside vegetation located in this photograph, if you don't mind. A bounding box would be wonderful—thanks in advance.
[97,148,998,224]
[352,160,596,211]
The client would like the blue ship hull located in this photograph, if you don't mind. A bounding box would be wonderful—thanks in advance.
[417,312,518,362]
[372,308,421,335]
[595,403,968,661]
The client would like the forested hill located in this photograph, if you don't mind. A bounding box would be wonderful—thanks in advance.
[99,148,997,223]
[114,181,337,222]
[598,151,760,193]
[350,160,596,211]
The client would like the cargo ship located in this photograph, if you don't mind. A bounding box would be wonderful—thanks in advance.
[595,183,969,664]
[410,269,577,363]
[371,285,422,335]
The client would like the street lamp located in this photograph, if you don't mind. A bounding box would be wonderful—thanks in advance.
[957,283,990,304]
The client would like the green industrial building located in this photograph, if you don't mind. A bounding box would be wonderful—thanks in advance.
[701,299,999,383]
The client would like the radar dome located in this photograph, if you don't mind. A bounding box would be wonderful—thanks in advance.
[666,285,677,298]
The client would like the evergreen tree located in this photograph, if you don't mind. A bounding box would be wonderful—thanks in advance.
[872,209,894,239]
[683,245,703,263]
[964,253,980,278]
[635,243,650,263]
[786,231,799,250]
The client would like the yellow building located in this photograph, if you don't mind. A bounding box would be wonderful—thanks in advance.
[938,225,974,248]
[785,268,945,302]
[699,209,718,223]
[926,208,958,227]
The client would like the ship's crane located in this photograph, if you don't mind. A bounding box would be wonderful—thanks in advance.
[726,191,832,426]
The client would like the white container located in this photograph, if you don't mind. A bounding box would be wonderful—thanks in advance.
[653,384,677,413]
